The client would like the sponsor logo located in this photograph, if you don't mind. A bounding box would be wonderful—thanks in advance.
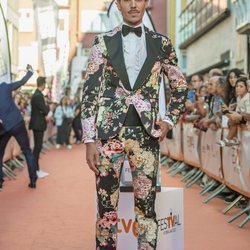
[157,210,181,235]
[117,218,138,237]
[117,210,182,237]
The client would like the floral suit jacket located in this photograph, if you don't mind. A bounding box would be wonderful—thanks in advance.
[81,25,188,141]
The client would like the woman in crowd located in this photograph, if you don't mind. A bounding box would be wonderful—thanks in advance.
[217,77,250,146]
[54,96,74,149]
[199,76,227,131]
[225,68,243,108]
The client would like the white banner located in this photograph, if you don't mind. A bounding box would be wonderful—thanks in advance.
[117,187,184,250]
[70,54,87,99]
[222,129,250,195]
[33,0,58,76]
[200,129,223,180]
[165,123,183,161]
[182,123,200,168]
[0,4,11,83]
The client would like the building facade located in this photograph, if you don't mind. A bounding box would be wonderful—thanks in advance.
[1,0,19,78]
[178,0,249,77]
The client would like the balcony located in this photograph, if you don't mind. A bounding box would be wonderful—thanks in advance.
[233,0,250,34]
[179,0,230,49]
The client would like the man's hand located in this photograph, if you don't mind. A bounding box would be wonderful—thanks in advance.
[26,64,33,73]
[227,111,242,123]
[156,120,171,142]
[185,100,194,112]
[242,113,250,121]
[229,103,237,111]
[221,104,229,113]
[209,123,218,131]
[85,142,100,175]
[201,118,209,128]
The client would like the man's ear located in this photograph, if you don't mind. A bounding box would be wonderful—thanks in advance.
[116,0,121,11]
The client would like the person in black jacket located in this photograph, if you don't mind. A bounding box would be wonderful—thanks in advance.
[29,76,49,178]
[0,64,37,190]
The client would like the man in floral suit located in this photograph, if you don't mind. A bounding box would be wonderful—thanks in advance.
[81,0,187,249]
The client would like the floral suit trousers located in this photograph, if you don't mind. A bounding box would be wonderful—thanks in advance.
[95,126,159,250]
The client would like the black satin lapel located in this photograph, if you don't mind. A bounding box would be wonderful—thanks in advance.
[104,32,131,91]
[133,31,162,90]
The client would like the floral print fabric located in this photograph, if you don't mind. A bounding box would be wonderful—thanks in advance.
[95,126,159,250]
[81,25,188,142]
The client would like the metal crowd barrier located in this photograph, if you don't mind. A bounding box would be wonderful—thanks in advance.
[161,121,250,228]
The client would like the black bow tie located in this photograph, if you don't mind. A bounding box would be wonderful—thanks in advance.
[122,25,142,37]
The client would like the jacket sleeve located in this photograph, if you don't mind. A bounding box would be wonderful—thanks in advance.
[11,71,33,91]
[35,94,49,115]
[161,37,188,126]
[81,35,106,141]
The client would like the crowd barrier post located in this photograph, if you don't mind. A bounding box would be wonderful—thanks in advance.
[3,163,16,180]
[179,122,202,187]
[163,122,186,179]
[225,125,250,227]
[199,179,218,196]
[228,205,250,228]
[222,126,250,197]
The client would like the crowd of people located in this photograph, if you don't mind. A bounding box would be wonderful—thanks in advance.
[13,88,82,150]
[0,66,82,188]
[2,66,250,185]
[183,67,250,147]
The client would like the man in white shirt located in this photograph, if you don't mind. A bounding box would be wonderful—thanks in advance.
[81,0,187,249]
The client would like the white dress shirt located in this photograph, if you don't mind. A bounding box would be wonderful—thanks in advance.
[122,22,146,89]
[122,23,173,128]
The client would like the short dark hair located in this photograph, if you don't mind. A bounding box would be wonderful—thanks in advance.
[236,77,248,88]
[226,68,243,82]
[36,76,46,87]
[191,74,203,82]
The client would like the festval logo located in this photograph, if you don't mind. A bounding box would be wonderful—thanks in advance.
[117,210,182,237]
[157,209,182,235]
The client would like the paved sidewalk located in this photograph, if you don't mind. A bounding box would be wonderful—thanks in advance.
[0,145,95,250]
[0,145,249,250]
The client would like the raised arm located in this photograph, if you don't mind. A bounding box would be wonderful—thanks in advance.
[11,65,33,91]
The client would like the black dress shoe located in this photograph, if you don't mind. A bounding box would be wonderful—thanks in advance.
[28,176,37,189]
[28,182,36,188]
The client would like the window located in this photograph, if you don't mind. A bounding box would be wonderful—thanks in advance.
[19,8,34,32]
[179,0,229,47]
